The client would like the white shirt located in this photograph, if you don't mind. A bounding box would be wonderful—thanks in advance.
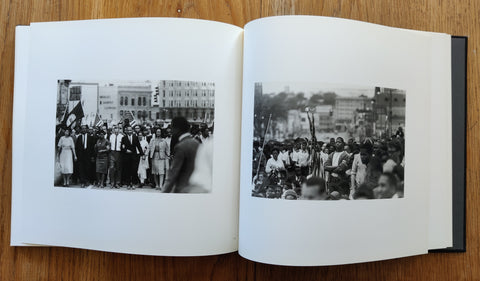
[332,151,343,167]
[109,133,123,151]
[265,157,285,174]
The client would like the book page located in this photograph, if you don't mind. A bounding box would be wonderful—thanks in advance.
[16,18,243,255]
[239,16,449,265]
[11,26,30,246]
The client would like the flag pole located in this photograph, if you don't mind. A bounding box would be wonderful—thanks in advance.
[254,114,272,182]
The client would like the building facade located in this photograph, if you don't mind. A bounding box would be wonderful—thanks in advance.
[333,95,371,124]
[153,80,215,123]
[118,84,153,123]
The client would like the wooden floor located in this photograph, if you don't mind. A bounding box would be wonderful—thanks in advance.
[0,0,478,280]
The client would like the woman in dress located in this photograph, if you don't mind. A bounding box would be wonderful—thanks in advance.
[57,128,77,187]
[149,128,170,190]
[94,130,110,187]
[137,131,150,187]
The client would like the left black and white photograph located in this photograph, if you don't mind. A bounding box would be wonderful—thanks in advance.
[55,80,215,193]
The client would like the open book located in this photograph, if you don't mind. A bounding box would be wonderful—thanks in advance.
[11,16,466,266]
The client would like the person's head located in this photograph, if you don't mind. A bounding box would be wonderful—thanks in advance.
[257,171,266,182]
[387,140,402,157]
[344,144,352,154]
[88,127,95,135]
[329,191,341,200]
[301,176,327,200]
[112,126,119,135]
[201,128,209,138]
[137,131,144,138]
[171,116,190,136]
[266,187,276,198]
[284,189,298,200]
[125,126,133,136]
[335,137,345,152]
[64,128,71,137]
[155,128,162,138]
[329,138,335,144]
[134,125,141,134]
[353,184,374,200]
[101,125,107,132]
[359,142,373,165]
[271,148,279,160]
[81,125,88,134]
[143,128,150,136]
[376,173,398,199]
[322,144,329,154]
[274,186,282,198]
[97,130,106,138]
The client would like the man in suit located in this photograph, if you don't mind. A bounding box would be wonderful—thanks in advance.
[121,125,144,189]
[162,117,200,193]
[75,125,96,187]
[324,137,351,197]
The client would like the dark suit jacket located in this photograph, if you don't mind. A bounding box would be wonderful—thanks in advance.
[163,136,200,193]
[121,134,144,155]
[75,133,96,160]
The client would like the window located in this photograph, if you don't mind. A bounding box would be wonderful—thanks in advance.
[131,98,135,106]
[149,111,151,119]
[138,111,142,118]
[163,90,165,97]
[156,112,160,119]
[120,97,123,105]
[132,111,135,117]
[125,98,128,106]
[138,97,141,106]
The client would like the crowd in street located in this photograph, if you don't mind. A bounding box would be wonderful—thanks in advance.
[55,117,213,193]
[252,127,405,200]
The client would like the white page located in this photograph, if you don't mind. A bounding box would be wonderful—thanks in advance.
[239,16,443,266]
[17,18,243,255]
[11,26,30,246]
[427,34,452,249]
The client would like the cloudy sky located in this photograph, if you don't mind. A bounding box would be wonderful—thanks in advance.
[261,82,377,98]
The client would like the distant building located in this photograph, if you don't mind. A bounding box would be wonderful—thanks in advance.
[287,106,333,138]
[153,80,215,123]
[118,84,153,124]
[333,95,371,124]
[372,87,406,134]
[98,84,118,123]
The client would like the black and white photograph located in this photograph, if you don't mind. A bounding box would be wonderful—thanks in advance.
[251,82,406,200]
[55,79,215,193]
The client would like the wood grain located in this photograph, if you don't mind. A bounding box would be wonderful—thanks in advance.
[0,0,478,280]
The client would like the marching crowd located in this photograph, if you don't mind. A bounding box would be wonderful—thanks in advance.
[55,117,213,193]
[252,127,405,200]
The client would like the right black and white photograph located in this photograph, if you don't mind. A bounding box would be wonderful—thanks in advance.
[251,82,406,200]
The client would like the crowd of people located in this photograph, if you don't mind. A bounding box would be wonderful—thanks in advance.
[55,117,213,193]
[252,127,405,200]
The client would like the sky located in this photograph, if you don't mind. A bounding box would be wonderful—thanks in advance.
[261,82,377,98]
